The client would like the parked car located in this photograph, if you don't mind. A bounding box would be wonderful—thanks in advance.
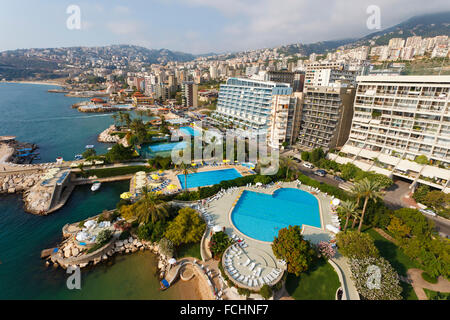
[314,170,327,177]
[334,176,346,183]
[419,209,437,217]
[293,158,301,164]
[302,162,314,169]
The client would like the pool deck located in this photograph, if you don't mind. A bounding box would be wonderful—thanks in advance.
[202,180,360,299]
[165,164,253,191]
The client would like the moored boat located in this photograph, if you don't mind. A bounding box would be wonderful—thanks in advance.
[91,181,101,192]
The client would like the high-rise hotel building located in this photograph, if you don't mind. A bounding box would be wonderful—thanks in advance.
[212,78,301,149]
[297,81,356,151]
[213,78,291,130]
[329,75,450,193]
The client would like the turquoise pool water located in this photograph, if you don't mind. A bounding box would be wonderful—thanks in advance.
[178,168,242,189]
[179,126,200,137]
[148,141,187,152]
[231,188,321,242]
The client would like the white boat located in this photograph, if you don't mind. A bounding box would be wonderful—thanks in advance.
[91,181,101,192]
[85,145,94,149]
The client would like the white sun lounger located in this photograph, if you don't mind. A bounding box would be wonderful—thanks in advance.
[238,275,244,281]
[263,276,270,284]
[258,278,265,286]
[248,262,256,271]
[242,258,251,267]
[254,267,262,277]
[243,276,248,285]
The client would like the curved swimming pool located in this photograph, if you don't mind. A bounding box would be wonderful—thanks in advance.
[231,188,321,242]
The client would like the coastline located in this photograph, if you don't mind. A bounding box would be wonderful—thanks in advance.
[1,80,63,86]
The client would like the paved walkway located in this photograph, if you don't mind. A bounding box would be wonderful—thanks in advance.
[407,268,450,300]
[199,180,360,300]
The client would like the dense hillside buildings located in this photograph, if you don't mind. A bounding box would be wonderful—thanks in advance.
[296,81,356,151]
[329,75,450,193]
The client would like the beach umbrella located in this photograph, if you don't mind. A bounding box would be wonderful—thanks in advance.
[120,192,132,199]
[332,198,341,206]
[255,182,263,186]
[168,258,177,265]
[151,174,159,180]
[167,184,177,190]
[222,159,230,163]
[212,225,222,233]
[158,170,163,174]
[191,162,197,166]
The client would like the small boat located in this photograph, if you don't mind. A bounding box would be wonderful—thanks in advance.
[91,181,101,192]
[159,279,170,290]
[85,145,94,149]
[74,154,83,160]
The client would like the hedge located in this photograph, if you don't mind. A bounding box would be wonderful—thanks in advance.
[78,165,154,178]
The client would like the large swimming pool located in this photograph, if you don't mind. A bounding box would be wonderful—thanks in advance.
[177,168,242,189]
[231,188,321,242]
[148,141,187,152]
[179,126,200,137]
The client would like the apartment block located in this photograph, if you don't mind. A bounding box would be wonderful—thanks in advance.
[267,90,303,149]
[182,81,198,108]
[304,61,345,89]
[329,75,450,193]
[297,82,356,151]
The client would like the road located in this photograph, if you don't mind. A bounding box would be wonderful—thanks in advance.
[283,152,450,238]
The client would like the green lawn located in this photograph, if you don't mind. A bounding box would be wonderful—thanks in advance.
[365,229,421,300]
[285,259,340,300]
[400,282,418,300]
[423,288,450,300]
[176,242,201,260]
[365,229,419,277]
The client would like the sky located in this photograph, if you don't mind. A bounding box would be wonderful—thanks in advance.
[0,0,449,54]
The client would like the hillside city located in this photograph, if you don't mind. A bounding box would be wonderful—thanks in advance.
[0,9,449,304]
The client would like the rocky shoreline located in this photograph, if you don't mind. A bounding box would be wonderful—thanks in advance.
[0,172,41,194]
[47,232,174,281]
[98,125,121,143]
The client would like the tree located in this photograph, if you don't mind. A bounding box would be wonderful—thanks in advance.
[350,257,402,300]
[387,216,411,239]
[209,231,232,258]
[412,184,430,204]
[82,148,96,159]
[104,144,134,162]
[310,148,325,164]
[316,241,336,259]
[259,284,273,300]
[134,186,169,224]
[159,238,174,257]
[272,226,315,276]
[176,162,197,191]
[352,178,383,232]
[336,231,379,259]
[422,191,450,213]
[338,200,359,231]
[340,163,359,181]
[280,156,297,180]
[164,207,206,246]
[301,151,310,162]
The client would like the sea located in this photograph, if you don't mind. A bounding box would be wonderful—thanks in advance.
[0,83,191,299]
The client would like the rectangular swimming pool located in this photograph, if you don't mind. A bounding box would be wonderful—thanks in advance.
[148,141,187,152]
[177,168,242,189]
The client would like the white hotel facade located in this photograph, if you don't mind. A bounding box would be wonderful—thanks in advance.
[329,75,450,193]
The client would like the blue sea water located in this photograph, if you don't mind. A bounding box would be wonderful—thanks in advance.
[0,83,189,299]
[178,168,242,189]
[231,188,321,242]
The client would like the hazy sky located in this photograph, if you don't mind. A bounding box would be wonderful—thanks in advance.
[0,0,449,54]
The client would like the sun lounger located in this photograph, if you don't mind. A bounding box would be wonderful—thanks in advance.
[263,276,270,284]
[248,262,255,271]
[242,277,248,285]
[254,267,262,277]
[242,258,251,267]
[238,275,244,281]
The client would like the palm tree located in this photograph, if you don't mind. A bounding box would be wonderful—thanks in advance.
[176,162,197,191]
[280,156,297,180]
[338,200,358,231]
[136,109,145,120]
[352,178,383,232]
[111,113,118,128]
[135,186,168,224]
